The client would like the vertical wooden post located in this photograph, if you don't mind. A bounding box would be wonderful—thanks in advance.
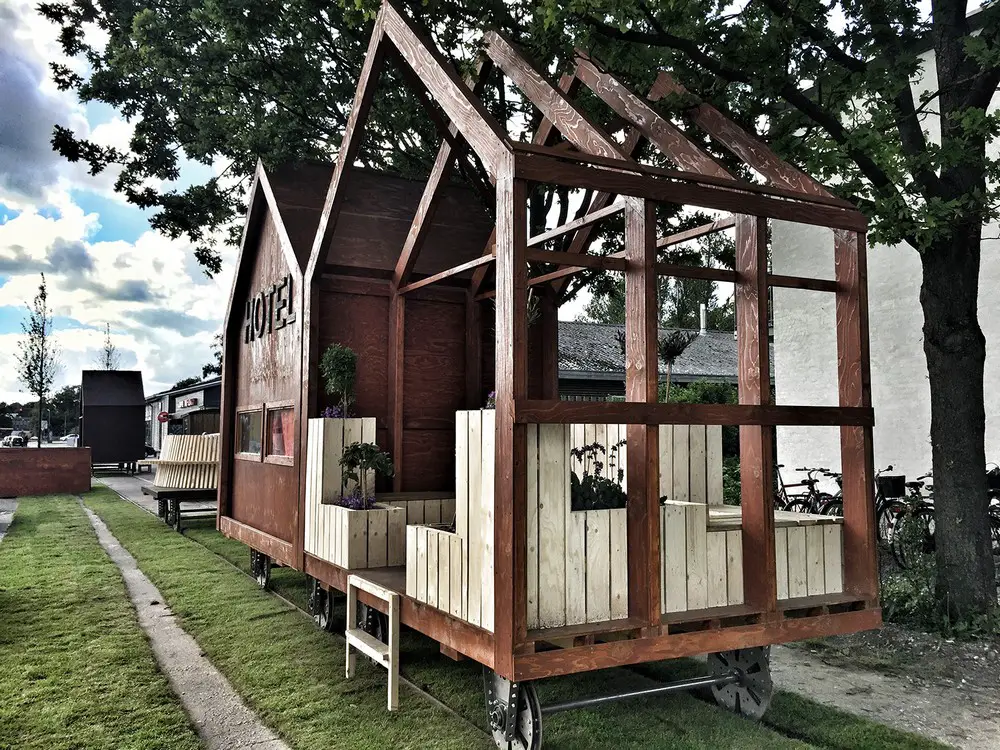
[388,293,405,492]
[538,288,560,399]
[735,215,777,616]
[493,164,528,678]
[623,197,660,627]
[466,292,482,409]
[834,229,878,601]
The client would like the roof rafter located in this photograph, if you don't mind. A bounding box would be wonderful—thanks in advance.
[574,55,733,180]
[651,72,836,199]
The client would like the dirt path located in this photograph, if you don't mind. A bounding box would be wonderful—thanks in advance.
[82,500,291,750]
[772,644,1000,749]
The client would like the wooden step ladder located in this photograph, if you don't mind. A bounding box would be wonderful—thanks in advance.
[345,574,400,711]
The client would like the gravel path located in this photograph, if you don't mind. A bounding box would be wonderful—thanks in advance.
[772,644,1000,749]
[82,500,291,750]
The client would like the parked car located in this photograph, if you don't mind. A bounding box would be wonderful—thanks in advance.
[0,435,25,447]
[63,433,79,447]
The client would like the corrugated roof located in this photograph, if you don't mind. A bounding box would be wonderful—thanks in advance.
[81,370,145,407]
[558,321,771,382]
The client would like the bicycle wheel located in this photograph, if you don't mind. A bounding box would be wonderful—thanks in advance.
[891,504,935,569]
[784,499,811,514]
[819,497,843,517]
[990,512,1000,557]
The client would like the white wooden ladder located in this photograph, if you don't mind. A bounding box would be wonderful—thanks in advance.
[345,574,400,711]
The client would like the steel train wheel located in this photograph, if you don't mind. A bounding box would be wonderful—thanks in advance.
[708,647,773,720]
[308,578,335,632]
[249,549,271,589]
[484,669,541,750]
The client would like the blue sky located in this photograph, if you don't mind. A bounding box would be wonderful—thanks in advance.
[0,3,237,403]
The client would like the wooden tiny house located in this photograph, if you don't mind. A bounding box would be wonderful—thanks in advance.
[218,2,878,744]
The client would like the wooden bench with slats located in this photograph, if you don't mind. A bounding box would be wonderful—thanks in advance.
[139,434,220,530]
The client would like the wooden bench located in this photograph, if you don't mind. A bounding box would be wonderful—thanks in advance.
[139,434,220,531]
[140,485,217,531]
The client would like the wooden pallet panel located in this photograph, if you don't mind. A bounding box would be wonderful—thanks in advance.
[726,529,744,605]
[480,408,495,633]
[706,530,728,608]
[824,524,844,593]
[466,410,483,627]
[538,422,566,628]
[685,501,708,609]
[661,502,688,612]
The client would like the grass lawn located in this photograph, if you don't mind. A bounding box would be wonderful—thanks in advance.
[87,487,946,749]
[0,496,203,750]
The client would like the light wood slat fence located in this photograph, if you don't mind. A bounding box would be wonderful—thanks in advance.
[141,433,220,489]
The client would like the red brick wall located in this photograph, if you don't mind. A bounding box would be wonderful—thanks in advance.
[0,448,92,497]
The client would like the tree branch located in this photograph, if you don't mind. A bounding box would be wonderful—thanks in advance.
[755,0,868,73]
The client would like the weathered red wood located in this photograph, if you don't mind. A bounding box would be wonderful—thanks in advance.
[769,274,839,293]
[524,247,627,271]
[655,263,736,283]
[575,57,733,179]
[485,32,629,162]
[466,292,482,408]
[220,516,295,567]
[512,607,881,681]
[834,229,879,601]
[735,215,777,617]
[388,293,404,491]
[397,253,495,294]
[392,62,493,289]
[514,148,866,231]
[381,1,510,177]
[624,198,661,627]
[514,400,873,426]
[493,168,528,679]
[527,201,625,247]
[657,217,736,249]
[468,73,581,297]
[651,72,838,200]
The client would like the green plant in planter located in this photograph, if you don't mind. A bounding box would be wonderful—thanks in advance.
[570,440,627,511]
[338,441,394,510]
[319,343,357,416]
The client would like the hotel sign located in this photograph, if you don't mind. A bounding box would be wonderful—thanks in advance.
[245,274,296,343]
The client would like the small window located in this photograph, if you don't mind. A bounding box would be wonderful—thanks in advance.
[267,407,294,459]
[237,410,262,456]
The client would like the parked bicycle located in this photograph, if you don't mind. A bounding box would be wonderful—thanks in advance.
[889,472,934,569]
[781,467,835,514]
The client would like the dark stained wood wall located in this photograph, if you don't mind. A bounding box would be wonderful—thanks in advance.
[0,448,92,497]
[230,208,302,543]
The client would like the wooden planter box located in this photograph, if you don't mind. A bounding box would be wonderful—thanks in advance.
[306,416,408,568]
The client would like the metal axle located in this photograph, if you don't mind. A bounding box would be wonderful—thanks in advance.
[539,670,742,715]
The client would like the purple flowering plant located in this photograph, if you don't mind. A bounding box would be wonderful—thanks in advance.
[485,391,496,409]
[334,441,394,510]
[321,405,344,419]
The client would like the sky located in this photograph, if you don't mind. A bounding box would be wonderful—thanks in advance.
[0,1,237,404]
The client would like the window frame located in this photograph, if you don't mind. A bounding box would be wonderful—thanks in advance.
[264,399,295,466]
[235,404,264,462]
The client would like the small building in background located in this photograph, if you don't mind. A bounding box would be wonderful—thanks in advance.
[145,376,221,453]
[80,370,146,465]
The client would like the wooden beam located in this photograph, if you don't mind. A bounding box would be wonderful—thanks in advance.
[513,400,874,427]
[513,148,867,231]
[834,229,878,601]
[655,263,736,283]
[624,197,661,627]
[484,31,629,161]
[735,215,777,618]
[768,274,839,293]
[512,607,881,681]
[397,254,495,295]
[574,56,733,180]
[515,142,856,210]
[392,61,493,289]
[380,1,510,178]
[527,201,625,247]
[651,72,836,199]
[493,167,528,679]
[387,293,404,492]
[658,217,736,249]
[524,248,627,271]
[468,72,582,297]
[465,291,482,409]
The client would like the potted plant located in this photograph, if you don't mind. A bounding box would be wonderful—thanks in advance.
[569,439,628,511]
[321,441,405,569]
[319,342,357,416]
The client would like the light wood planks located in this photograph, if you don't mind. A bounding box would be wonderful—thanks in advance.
[143,433,220,489]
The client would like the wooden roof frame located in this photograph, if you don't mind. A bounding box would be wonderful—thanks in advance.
[297,0,876,682]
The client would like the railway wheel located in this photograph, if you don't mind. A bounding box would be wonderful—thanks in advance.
[249,549,271,589]
[358,603,389,643]
[308,578,335,632]
[708,647,772,720]
[483,668,542,750]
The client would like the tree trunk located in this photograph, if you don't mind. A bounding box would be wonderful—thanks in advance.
[920,225,997,618]
[36,396,44,449]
